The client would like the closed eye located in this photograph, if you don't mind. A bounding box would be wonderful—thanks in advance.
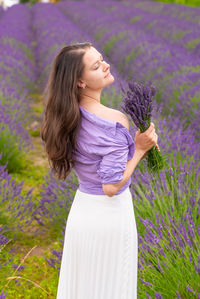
[94,59,104,70]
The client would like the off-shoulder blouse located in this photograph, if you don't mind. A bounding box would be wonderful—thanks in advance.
[72,105,135,195]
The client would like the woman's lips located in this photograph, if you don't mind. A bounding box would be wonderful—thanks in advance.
[104,72,110,78]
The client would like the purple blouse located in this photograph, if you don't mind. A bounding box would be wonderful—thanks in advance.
[72,105,135,195]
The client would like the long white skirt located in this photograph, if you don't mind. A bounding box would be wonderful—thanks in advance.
[56,186,138,299]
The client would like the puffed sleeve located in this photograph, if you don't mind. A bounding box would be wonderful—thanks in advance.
[96,129,135,184]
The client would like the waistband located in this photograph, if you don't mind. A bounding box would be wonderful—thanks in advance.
[76,185,131,200]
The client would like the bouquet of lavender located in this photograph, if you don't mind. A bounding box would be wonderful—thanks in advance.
[120,80,164,174]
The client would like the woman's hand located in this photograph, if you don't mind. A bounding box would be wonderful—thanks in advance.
[141,143,160,160]
[155,144,160,152]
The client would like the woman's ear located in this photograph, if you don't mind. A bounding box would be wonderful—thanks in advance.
[77,80,86,89]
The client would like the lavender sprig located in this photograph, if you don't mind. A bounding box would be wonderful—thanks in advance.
[121,80,164,174]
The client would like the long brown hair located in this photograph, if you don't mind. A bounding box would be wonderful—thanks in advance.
[41,42,93,180]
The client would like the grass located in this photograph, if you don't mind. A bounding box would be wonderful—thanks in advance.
[0,92,60,298]
[0,128,27,174]
[152,0,200,7]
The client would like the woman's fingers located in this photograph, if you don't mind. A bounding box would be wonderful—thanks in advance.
[155,144,160,152]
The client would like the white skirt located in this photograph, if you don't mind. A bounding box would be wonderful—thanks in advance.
[56,186,138,299]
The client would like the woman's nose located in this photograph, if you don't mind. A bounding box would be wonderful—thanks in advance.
[103,61,110,70]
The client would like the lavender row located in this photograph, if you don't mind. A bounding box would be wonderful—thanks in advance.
[0,5,38,291]
[92,0,200,56]
[57,1,200,138]
[0,152,35,229]
[123,0,200,25]
[32,2,124,100]
[90,0,200,135]
[0,5,3,17]
[0,4,39,171]
[0,8,47,297]
[58,1,200,88]
[0,4,37,92]
[0,153,35,297]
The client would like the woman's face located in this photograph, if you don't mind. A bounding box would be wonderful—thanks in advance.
[79,46,114,90]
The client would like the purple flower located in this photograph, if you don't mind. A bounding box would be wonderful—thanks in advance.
[0,291,7,299]
[121,80,164,173]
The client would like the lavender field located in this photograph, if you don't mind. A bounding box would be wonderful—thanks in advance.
[0,0,199,298]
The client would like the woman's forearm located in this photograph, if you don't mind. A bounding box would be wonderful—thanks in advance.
[112,149,145,195]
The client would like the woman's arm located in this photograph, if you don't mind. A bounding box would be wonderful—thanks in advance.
[102,148,145,197]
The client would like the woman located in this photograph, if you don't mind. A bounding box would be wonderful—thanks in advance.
[41,42,158,299]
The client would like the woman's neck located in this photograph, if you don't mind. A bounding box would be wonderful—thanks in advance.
[79,94,102,107]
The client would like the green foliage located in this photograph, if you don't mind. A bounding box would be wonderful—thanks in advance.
[132,153,199,298]
[171,29,191,41]
[0,126,27,173]
[0,156,58,298]
[186,38,200,50]
[117,48,141,74]
[101,88,124,109]
[94,28,109,42]
[103,32,127,56]
[130,16,141,24]
[145,20,157,30]
[152,0,200,7]
[19,0,38,6]
[29,129,40,137]
[11,161,48,202]
[0,243,58,298]
[1,37,35,62]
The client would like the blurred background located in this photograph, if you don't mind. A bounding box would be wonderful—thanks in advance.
[0,0,200,9]
[0,0,199,298]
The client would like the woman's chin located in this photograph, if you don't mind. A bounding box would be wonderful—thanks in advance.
[109,75,115,83]
[106,74,114,82]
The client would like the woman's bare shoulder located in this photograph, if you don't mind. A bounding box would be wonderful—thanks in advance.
[103,106,129,130]
[81,103,130,130]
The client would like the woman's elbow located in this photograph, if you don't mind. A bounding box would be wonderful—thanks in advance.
[102,184,118,197]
